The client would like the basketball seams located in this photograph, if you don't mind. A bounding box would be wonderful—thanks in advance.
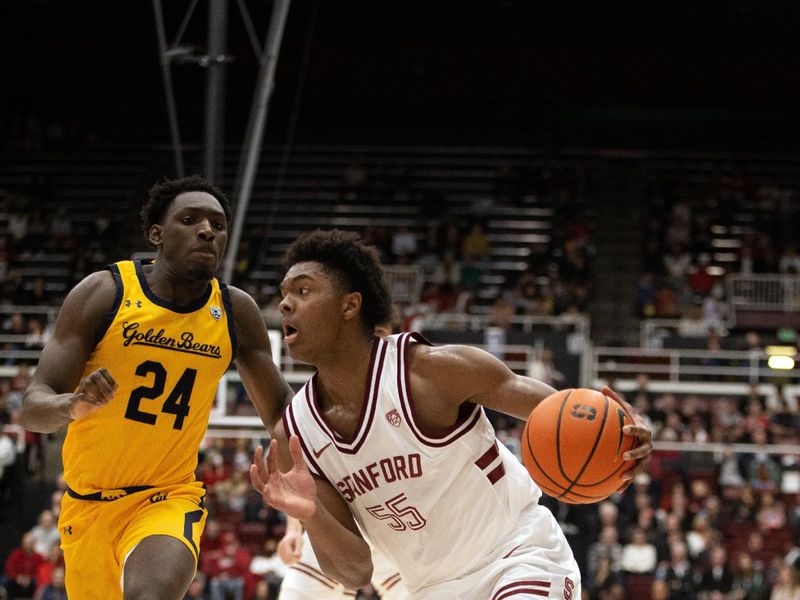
[554,389,573,487]
[558,392,610,499]
[522,407,572,494]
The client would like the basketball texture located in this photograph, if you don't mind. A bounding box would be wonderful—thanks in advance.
[521,388,636,504]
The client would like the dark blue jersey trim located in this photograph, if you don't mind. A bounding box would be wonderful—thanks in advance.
[134,258,213,313]
[220,283,237,361]
[95,263,124,346]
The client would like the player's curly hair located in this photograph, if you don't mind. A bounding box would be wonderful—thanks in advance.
[140,174,231,241]
[283,229,393,334]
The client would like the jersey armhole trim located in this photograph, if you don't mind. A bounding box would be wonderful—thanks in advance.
[95,263,124,346]
[220,283,237,361]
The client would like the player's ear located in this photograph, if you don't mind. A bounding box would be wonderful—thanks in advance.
[148,224,163,246]
[342,292,362,321]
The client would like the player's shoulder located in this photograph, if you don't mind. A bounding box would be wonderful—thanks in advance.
[56,268,118,325]
[66,268,117,305]
[407,340,485,370]
[223,284,258,310]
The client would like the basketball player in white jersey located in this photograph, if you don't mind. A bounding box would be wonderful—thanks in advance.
[277,516,404,599]
[277,318,407,600]
[251,230,653,599]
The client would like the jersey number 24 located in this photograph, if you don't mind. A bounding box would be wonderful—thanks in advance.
[124,360,196,430]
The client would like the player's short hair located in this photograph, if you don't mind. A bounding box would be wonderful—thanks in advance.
[140,174,231,240]
[283,229,393,333]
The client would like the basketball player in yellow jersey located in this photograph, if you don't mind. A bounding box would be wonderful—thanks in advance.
[20,175,294,600]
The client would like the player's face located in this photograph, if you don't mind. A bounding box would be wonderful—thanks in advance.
[279,261,347,362]
[155,192,228,281]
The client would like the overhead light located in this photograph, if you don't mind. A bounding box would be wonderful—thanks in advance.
[765,346,797,357]
[768,355,795,370]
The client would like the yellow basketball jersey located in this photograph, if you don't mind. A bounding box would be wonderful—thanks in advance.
[62,259,235,495]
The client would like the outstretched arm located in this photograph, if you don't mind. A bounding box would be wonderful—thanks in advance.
[408,343,652,488]
[251,424,372,589]
[229,287,294,428]
[21,271,118,433]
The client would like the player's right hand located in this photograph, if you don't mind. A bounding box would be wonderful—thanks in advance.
[69,368,117,420]
[277,530,304,565]
[250,436,317,521]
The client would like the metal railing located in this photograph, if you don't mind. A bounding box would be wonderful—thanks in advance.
[592,346,800,386]
[727,273,800,323]
[382,265,424,304]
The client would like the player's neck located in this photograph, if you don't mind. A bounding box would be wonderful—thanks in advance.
[315,335,375,408]
[144,261,210,305]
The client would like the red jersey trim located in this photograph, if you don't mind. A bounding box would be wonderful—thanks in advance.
[285,396,325,479]
[306,337,387,454]
[397,332,483,447]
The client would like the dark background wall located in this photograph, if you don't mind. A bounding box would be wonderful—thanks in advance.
[2,0,800,149]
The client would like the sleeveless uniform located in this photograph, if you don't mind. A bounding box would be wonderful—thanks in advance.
[278,532,405,600]
[284,333,580,600]
[59,259,235,599]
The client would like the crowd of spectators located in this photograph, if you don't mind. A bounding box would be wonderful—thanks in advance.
[2,154,799,598]
[636,171,800,329]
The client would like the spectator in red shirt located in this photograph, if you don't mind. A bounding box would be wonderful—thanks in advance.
[1,531,45,599]
[202,531,252,600]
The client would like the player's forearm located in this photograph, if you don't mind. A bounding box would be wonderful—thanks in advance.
[285,515,303,536]
[303,511,373,589]
[20,383,74,433]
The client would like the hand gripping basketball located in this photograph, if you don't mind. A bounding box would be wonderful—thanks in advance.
[250,436,317,521]
[601,386,653,492]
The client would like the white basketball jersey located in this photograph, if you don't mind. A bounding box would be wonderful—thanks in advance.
[284,332,542,593]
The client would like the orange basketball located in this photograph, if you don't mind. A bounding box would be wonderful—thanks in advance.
[521,388,636,504]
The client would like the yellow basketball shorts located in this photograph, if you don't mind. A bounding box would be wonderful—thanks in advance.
[58,481,208,600]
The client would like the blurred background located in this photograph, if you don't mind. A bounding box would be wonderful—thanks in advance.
[0,1,799,599]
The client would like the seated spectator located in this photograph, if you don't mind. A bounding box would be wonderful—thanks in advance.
[461,222,490,262]
[29,510,60,557]
[33,546,64,600]
[390,226,417,263]
[1,532,45,600]
[248,538,285,599]
[588,554,625,600]
[203,531,252,600]
[586,526,622,582]
[756,490,788,531]
[769,563,800,600]
[745,429,782,492]
[621,527,657,574]
[654,540,696,600]
[33,566,66,600]
[697,546,733,597]
[526,347,565,389]
[730,552,768,600]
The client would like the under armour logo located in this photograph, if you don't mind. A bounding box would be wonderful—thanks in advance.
[61,526,73,535]
[125,300,143,308]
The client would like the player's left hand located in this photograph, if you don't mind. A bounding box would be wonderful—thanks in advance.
[602,386,652,493]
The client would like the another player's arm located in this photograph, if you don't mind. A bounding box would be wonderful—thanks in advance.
[277,515,304,565]
[408,343,652,479]
[229,287,294,428]
[251,422,373,589]
[20,271,118,433]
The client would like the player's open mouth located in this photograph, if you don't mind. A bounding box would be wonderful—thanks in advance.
[282,323,298,344]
